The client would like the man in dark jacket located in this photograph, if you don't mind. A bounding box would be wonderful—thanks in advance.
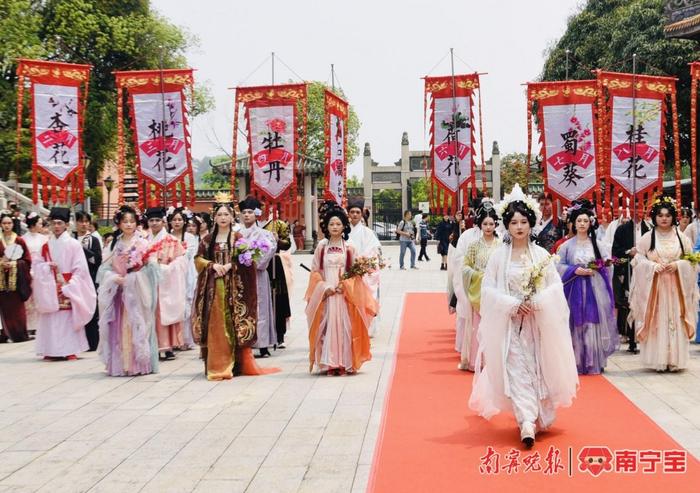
[611,212,651,354]
[534,192,562,252]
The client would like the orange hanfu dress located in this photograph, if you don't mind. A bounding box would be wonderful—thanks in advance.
[305,239,377,373]
[192,233,278,380]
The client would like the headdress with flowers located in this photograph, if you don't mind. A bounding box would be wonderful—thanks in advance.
[495,184,541,221]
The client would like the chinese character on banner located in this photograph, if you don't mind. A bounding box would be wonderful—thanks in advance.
[249,106,295,199]
[527,80,598,206]
[233,83,307,218]
[324,89,348,206]
[598,70,681,208]
[610,97,661,194]
[425,73,484,213]
[115,69,195,208]
[17,59,91,204]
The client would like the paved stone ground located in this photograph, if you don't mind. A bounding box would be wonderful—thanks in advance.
[1,245,699,492]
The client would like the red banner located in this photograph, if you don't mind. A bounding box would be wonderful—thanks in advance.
[527,80,599,206]
[17,59,91,205]
[597,71,680,211]
[424,73,480,213]
[114,69,195,209]
[324,89,349,206]
[690,62,700,206]
[232,83,307,218]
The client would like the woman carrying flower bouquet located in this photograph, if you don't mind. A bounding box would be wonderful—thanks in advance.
[305,204,377,375]
[97,206,160,376]
[191,195,278,380]
[628,197,698,372]
[556,201,619,375]
[469,184,578,448]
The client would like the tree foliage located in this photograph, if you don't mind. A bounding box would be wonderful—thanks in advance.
[541,0,700,166]
[500,152,542,196]
[304,81,360,164]
[347,174,362,188]
[0,0,213,184]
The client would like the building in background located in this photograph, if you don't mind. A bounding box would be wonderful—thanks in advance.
[664,0,700,39]
[361,132,501,239]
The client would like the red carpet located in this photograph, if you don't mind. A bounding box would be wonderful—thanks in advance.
[368,292,700,493]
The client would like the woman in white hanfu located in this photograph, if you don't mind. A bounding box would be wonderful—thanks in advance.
[469,185,578,448]
[458,203,501,371]
[628,197,698,372]
[22,213,47,335]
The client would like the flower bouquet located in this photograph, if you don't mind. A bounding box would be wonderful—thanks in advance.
[519,254,558,303]
[112,242,154,276]
[233,237,271,267]
[681,252,700,266]
[342,256,385,280]
[586,257,627,271]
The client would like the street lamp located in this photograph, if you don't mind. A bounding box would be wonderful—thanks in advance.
[104,175,114,224]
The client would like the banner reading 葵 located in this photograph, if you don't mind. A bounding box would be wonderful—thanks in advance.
[232,83,307,217]
[527,80,599,205]
[324,89,348,206]
[424,73,479,212]
[597,71,680,208]
[115,68,195,208]
[16,59,91,204]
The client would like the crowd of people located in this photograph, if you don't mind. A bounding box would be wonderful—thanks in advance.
[442,185,699,447]
[0,194,382,381]
[4,185,698,448]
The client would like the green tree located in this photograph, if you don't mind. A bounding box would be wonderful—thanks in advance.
[410,177,430,208]
[347,174,362,188]
[304,81,360,163]
[540,0,699,167]
[0,0,213,184]
[500,152,542,195]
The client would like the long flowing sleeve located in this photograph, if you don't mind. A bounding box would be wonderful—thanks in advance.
[60,242,97,330]
[255,230,277,271]
[531,256,578,407]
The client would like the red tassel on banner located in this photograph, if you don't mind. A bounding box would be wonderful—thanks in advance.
[526,95,533,193]
[527,80,599,206]
[116,86,125,205]
[115,69,195,208]
[234,83,307,214]
[17,59,91,205]
[425,73,480,211]
[596,71,677,209]
[691,63,700,206]
[477,86,487,196]
[671,89,682,205]
[323,89,349,207]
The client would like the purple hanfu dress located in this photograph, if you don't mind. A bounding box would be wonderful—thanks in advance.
[556,237,619,375]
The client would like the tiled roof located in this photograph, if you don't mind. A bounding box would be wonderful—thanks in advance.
[664,13,700,36]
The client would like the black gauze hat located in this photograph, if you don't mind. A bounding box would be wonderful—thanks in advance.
[48,207,70,223]
[238,196,262,212]
[145,206,167,220]
[347,197,364,212]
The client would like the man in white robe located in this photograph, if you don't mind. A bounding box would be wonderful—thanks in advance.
[347,198,381,336]
[33,208,96,360]
[238,196,277,358]
[145,206,187,361]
